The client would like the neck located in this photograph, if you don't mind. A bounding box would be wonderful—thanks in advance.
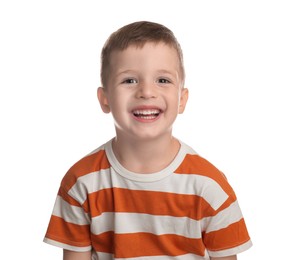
[112,135,180,173]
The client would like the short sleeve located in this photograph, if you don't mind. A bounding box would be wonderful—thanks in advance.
[43,186,92,252]
[202,189,252,257]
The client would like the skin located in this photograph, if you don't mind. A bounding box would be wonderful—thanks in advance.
[98,42,188,173]
[63,250,91,260]
[64,42,237,259]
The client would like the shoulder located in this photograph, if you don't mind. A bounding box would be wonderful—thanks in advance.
[60,142,111,192]
[177,142,235,199]
[177,142,227,182]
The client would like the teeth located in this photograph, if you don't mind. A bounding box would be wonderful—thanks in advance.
[133,109,160,115]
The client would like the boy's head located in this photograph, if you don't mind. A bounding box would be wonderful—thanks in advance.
[100,21,185,88]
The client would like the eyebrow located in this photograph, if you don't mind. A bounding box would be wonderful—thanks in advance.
[156,69,178,77]
[116,70,137,76]
[118,69,176,74]
[115,69,178,79]
[157,69,180,81]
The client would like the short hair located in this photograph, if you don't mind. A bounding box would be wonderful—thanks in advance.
[100,21,185,88]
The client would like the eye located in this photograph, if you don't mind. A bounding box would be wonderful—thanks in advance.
[157,78,171,84]
[122,78,138,84]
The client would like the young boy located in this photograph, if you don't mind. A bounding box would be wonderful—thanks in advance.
[44,21,252,260]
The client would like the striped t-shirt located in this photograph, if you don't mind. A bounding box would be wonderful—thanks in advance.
[44,139,252,259]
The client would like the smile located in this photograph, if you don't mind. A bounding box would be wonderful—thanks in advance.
[132,108,162,121]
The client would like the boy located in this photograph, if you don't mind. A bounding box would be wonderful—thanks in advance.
[44,21,252,259]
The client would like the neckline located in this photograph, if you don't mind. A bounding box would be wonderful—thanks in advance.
[104,138,187,182]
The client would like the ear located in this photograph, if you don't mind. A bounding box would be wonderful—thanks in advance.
[179,88,189,114]
[97,87,111,113]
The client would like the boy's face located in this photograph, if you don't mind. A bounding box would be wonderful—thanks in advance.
[98,42,188,141]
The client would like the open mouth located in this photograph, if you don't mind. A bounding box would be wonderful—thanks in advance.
[132,109,162,120]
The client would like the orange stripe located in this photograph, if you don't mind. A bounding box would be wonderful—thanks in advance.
[45,215,91,247]
[91,232,206,257]
[85,188,216,220]
[203,218,250,251]
[60,149,110,191]
[91,231,114,253]
[175,154,234,195]
[175,154,238,213]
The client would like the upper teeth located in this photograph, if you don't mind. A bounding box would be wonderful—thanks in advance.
[133,109,160,115]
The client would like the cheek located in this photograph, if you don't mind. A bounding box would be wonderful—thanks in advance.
[109,98,128,117]
[170,92,182,107]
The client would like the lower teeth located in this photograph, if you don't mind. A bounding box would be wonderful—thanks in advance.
[138,115,157,119]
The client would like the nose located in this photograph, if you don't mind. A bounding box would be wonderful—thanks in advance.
[136,81,157,99]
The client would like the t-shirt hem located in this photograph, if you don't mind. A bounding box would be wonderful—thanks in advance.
[43,237,92,252]
[208,239,252,257]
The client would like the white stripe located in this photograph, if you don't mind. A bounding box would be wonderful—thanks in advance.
[68,169,112,203]
[43,238,91,252]
[91,252,210,260]
[170,174,228,210]
[115,253,210,260]
[69,169,228,210]
[91,212,202,239]
[202,200,243,233]
[52,195,90,225]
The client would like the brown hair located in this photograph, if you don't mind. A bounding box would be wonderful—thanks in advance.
[100,21,185,88]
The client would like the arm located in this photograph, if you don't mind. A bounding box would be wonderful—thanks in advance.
[63,249,91,260]
[210,256,237,260]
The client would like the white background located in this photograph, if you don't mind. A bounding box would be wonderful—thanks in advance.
[1,0,292,259]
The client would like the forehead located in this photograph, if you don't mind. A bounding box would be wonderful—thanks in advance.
[109,42,180,72]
